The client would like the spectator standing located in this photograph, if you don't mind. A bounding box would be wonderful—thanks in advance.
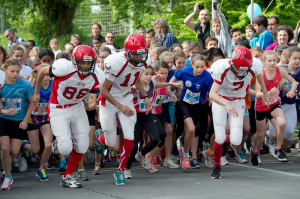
[184,4,211,50]
[268,16,280,35]
[253,15,274,50]
[146,29,157,48]
[138,27,147,39]
[265,25,294,51]
[87,23,106,48]
[4,29,25,52]
[154,19,179,49]
[105,32,122,50]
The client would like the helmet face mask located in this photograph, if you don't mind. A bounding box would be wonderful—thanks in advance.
[230,47,253,79]
[127,49,148,65]
[71,45,96,76]
[230,63,251,80]
[76,61,95,76]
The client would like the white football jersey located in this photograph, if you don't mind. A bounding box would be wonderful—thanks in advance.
[49,58,105,105]
[100,52,150,107]
[0,70,5,89]
[211,58,263,98]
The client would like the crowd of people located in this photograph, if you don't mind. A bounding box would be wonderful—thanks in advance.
[0,3,300,190]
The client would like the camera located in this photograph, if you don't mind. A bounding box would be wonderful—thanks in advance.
[198,4,204,10]
[213,3,217,10]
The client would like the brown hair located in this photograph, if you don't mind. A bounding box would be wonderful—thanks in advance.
[2,58,21,70]
[191,54,205,65]
[56,52,70,60]
[0,45,8,63]
[253,15,268,28]
[159,51,174,61]
[29,63,50,85]
[286,46,300,59]
[230,28,241,38]
[71,34,82,43]
[92,23,102,30]
[250,46,263,54]
[33,57,41,67]
[99,47,112,55]
[205,36,218,47]
[188,42,201,52]
[173,50,186,62]
[153,60,169,71]
[274,25,294,43]
[8,45,24,57]
[156,46,169,58]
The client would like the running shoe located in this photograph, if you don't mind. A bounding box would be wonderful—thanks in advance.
[36,169,50,181]
[275,149,288,162]
[94,129,105,155]
[202,149,214,168]
[170,154,180,163]
[241,148,246,157]
[84,150,94,164]
[45,158,56,170]
[136,153,151,169]
[109,150,117,162]
[179,136,185,146]
[236,153,247,163]
[13,154,20,168]
[163,158,179,169]
[265,139,275,157]
[154,156,161,167]
[179,147,191,169]
[1,177,13,190]
[19,157,28,172]
[258,153,262,165]
[250,148,258,167]
[227,150,236,160]
[285,147,292,155]
[202,141,210,151]
[76,169,89,181]
[124,169,132,179]
[31,154,41,164]
[221,156,228,166]
[147,156,158,173]
[211,167,221,179]
[61,174,82,188]
[159,147,166,162]
[113,171,126,186]
[93,165,101,175]
[245,139,252,153]
[58,160,67,172]
[190,158,200,168]
[21,140,32,161]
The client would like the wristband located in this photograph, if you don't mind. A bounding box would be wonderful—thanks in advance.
[144,96,150,99]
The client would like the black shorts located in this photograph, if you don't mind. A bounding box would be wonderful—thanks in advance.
[249,100,256,134]
[27,121,50,131]
[86,110,96,126]
[256,104,281,121]
[178,99,202,125]
[0,117,24,140]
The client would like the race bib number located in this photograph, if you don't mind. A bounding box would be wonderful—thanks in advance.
[183,89,200,105]
[139,98,153,112]
[154,95,166,106]
[264,94,278,105]
[1,97,21,111]
[82,93,89,103]
[32,102,48,115]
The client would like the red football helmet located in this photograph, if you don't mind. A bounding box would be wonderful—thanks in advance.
[71,45,96,75]
[230,47,253,79]
[124,34,148,65]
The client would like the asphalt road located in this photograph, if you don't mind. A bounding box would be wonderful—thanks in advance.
[1,150,300,199]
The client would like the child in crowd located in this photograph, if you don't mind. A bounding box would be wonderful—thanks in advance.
[29,46,41,59]
[0,45,7,67]
[9,45,32,80]
[205,36,218,50]
[93,36,102,48]
[70,34,82,46]
[184,42,201,67]
[146,29,156,48]
[169,43,183,53]
[98,47,111,71]
[182,41,191,58]
[245,24,259,47]
[229,28,243,56]
[275,44,290,66]
[50,38,62,58]
[253,15,274,50]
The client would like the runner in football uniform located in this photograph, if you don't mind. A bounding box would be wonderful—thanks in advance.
[33,45,105,188]
[209,47,269,179]
[96,34,151,186]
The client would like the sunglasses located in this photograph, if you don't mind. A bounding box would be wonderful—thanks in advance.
[5,34,9,38]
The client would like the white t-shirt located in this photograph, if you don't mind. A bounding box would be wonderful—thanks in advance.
[54,50,62,59]
[19,64,33,80]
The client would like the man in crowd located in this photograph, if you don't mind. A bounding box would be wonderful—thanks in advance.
[87,23,106,47]
[267,16,280,35]
[105,32,122,50]
[4,29,25,52]
[138,27,146,38]
[154,19,179,48]
[184,4,211,49]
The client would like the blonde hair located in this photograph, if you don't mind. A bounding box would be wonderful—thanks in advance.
[29,46,41,58]
[101,42,113,47]
[263,50,277,61]
[28,63,49,85]
[211,17,220,25]
[33,57,41,67]
[250,46,263,54]
[159,51,174,61]
[71,34,81,43]
[50,38,60,45]
[2,58,21,70]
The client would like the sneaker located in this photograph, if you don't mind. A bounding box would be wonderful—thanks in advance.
[61,174,82,188]
[163,158,179,169]
[21,140,32,161]
[221,156,228,166]
[250,148,258,167]
[159,147,165,162]
[259,147,269,157]
[76,170,89,181]
[109,150,117,162]
[124,169,132,179]
[170,154,180,163]
[58,160,67,172]
[45,157,55,170]
[19,157,28,172]
[147,156,158,173]
[154,156,161,167]
[227,150,236,160]
[202,141,209,150]
[94,129,105,155]
[245,139,252,153]
[31,154,41,164]
[113,171,126,186]
[13,155,20,168]
[84,150,94,164]
[36,169,50,181]
[285,147,292,155]
[275,149,288,162]
[93,165,101,175]
[136,153,151,169]
[179,147,191,169]
[211,167,221,179]
[258,153,262,165]
[202,149,214,168]
[190,158,200,168]
[265,139,275,157]
[241,148,246,157]
[236,153,247,163]
[1,177,13,190]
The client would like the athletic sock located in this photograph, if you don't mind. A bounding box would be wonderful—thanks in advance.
[208,148,214,155]
[213,142,223,168]
[117,139,133,172]
[251,149,257,154]
[183,152,189,158]
[275,148,280,151]
[63,149,84,178]
[225,134,230,143]
[5,174,12,178]
[97,134,108,148]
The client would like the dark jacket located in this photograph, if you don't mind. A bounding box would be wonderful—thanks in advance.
[87,35,106,47]
[194,21,211,50]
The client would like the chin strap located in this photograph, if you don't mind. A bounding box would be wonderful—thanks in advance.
[230,65,249,80]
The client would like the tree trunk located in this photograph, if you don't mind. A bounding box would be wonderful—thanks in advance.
[55,1,78,36]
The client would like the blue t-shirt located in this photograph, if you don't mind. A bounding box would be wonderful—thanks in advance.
[184,58,191,68]
[258,29,274,50]
[250,37,259,47]
[174,67,213,103]
[0,78,34,121]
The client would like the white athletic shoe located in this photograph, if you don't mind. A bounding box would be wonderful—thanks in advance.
[265,139,276,157]
[163,158,179,169]
[170,154,180,163]
[258,153,262,165]
[221,156,228,166]
[13,155,20,168]
[124,169,132,179]
[19,157,28,172]
[202,149,214,168]
[60,174,82,188]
